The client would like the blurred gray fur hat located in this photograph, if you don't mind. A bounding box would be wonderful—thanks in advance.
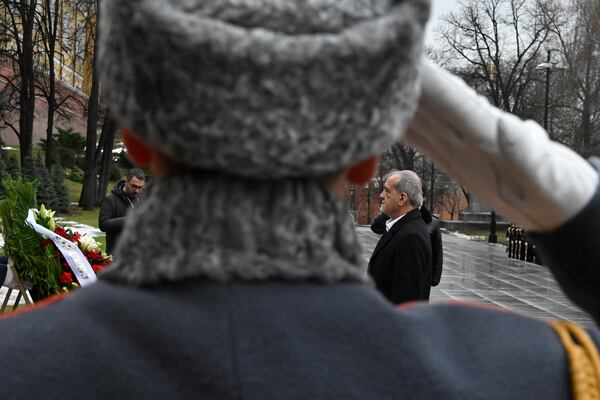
[100,0,430,178]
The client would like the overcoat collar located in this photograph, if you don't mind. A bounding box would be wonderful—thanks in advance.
[370,208,422,259]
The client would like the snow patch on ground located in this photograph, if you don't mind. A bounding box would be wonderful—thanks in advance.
[444,229,505,247]
[0,220,102,248]
[447,231,481,241]
[55,218,102,238]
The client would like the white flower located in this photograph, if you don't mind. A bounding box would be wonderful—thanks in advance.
[79,234,99,252]
[48,217,56,232]
[39,204,56,220]
[37,204,57,231]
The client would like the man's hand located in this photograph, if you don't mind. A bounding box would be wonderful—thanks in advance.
[404,59,598,232]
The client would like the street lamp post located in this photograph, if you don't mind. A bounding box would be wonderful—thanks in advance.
[542,50,551,129]
[536,49,564,130]
[365,182,372,225]
[488,210,497,243]
[365,178,381,224]
[429,162,435,211]
[349,185,356,212]
[487,61,498,244]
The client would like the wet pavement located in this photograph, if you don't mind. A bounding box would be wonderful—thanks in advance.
[356,226,595,328]
[2,227,595,329]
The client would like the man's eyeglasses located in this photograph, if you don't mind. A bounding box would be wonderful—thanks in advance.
[127,182,144,191]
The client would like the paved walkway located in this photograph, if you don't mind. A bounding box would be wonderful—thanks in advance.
[356,227,595,328]
[3,227,595,329]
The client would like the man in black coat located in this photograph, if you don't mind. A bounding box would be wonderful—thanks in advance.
[368,171,432,304]
[99,168,145,254]
[420,206,444,286]
[371,205,443,286]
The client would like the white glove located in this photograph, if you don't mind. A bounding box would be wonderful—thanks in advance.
[404,59,598,232]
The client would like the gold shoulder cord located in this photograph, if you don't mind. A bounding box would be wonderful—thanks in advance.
[548,321,600,400]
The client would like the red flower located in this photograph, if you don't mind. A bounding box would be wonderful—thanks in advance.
[84,250,101,262]
[91,264,105,273]
[54,227,78,243]
[59,272,73,284]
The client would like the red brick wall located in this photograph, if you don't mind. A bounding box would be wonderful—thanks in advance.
[436,191,469,221]
[348,182,469,223]
[0,58,88,147]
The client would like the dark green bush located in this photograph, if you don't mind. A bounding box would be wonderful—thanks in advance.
[0,178,62,300]
[65,167,84,183]
[34,153,58,210]
[51,164,70,213]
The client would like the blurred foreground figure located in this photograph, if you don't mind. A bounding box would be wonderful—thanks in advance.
[1,1,599,399]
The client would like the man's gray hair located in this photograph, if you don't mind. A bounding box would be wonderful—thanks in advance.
[388,170,423,207]
[127,168,145,181]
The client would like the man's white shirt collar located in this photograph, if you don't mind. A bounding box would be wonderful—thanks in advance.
[385,213,406,232]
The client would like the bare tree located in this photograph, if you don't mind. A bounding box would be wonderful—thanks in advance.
[547,0,600,156]
[388,142,417,172]
[36,0,61,169]
[438,0,556,115]
[36,0,84,169]
[95,108,116,206]
[439,180,468,221]
[0,0,40,170]
[78,0,98,209]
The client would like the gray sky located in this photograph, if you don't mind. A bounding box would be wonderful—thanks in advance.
[425,0,461,46]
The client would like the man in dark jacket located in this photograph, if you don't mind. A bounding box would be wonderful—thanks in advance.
[420,206,444,286]
[368,171,432,304]
[371,205,444,286]
[99,168,145,254]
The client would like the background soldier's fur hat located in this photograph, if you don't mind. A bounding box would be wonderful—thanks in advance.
[100,0,430,178]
